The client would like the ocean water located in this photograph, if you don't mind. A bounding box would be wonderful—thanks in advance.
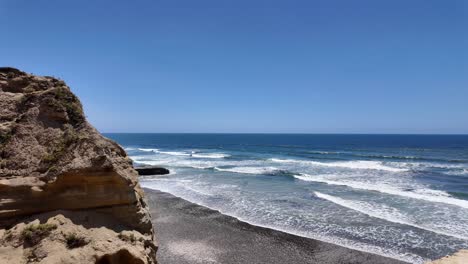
[106,133,468,263]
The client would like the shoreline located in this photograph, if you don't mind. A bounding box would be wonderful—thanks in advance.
[144,188,408,264]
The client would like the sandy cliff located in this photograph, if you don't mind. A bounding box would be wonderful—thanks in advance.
[427,250,468,264]
[0,67,157,263]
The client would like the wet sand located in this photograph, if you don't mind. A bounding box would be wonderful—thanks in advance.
[145,188,407,264]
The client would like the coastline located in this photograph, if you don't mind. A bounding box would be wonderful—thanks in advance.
[144,188,407,264]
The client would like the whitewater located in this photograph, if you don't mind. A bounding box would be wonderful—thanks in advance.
[109,133,468,263]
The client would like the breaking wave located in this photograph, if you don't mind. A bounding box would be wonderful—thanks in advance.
[314,192,468,240]
[192,153,230,159]
[214,166,280,175]
[270,158,407,172]
[296,174,468,209]
[138,148,159,152]
[158,151,191,156]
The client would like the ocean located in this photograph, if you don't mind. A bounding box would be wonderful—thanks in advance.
[105,133,468,263]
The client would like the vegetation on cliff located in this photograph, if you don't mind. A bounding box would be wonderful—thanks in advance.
[0,67,157,263]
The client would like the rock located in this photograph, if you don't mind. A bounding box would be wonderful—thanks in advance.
[0,68,157,263]
[0,212,156,264]
[427,250,468,264]
[135,166,170,176]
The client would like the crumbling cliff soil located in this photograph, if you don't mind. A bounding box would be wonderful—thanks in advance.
[0,67,157,263]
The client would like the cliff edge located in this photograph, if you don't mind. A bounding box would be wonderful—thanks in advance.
[0,67,157,263]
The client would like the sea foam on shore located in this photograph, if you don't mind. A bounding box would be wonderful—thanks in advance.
[107,133,468,263]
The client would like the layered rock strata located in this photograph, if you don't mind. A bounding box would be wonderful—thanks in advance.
[0,67,156,263]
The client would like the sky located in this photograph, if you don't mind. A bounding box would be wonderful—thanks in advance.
[1,0,467,134]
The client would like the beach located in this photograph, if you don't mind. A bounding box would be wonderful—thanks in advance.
[112,133,468,263]
[145,188,406,264]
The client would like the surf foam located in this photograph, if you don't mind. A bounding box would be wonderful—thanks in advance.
[158,151,191,156]
[192,153,230,159]
[270,158,407,172]
[296,174,468,209]
[314,192,468,240]
[214,166,279,175]
[138,148,159,152]
[142,181,427,264]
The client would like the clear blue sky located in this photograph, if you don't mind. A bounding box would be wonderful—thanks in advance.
[1,0,467,133]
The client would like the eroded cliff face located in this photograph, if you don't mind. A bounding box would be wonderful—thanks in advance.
[0,67,156,263]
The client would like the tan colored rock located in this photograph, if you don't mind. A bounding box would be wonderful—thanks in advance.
[0,67,156,263]
[427,250,468,264]
[0,213,156,264]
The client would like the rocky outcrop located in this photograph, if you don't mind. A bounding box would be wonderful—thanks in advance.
[0,67,157,263]
[135,166,170,176]
[0,212,157,264]
[427,250,468,264]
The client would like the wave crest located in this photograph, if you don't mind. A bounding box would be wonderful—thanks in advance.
[192,153,230,159]
[314,192,468,240]
[296,174,468,209]
[270,158,407,172]
[138,148,159,152]
[214,166,281,175]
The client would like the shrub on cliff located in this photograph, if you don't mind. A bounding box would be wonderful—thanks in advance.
[21,223,57,245]
[64,232,89,249]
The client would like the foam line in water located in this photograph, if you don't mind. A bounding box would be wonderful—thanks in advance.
[141,182,427,264]
[451,169,468,176]
[158,151,191,156]
[138,148,159,152]
[124,147,136,151]
[157,150,230,158]
[387,161,467,170]
[214,166,279,174]
[130,155,264,170]
[314,192,468,240]
[192,153,230,159]
[270,158,407,172]
[296,174,468,209]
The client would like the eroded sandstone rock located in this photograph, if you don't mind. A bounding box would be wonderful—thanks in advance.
[0,67,157,263]
[0,213,156,264]
[427,250,468,264]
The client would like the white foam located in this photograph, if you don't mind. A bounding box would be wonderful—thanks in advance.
[214,166,279,175]
[159,151,191,156]
[309,150,338,154]
[388,161,468,172]
[314,192,468,240]
[296,174,468,209]
[124,147,136,151]
[131,155,261,171]
[138,148,159,152]
[130,155,175,166]
[270,158,407,172]
[444,168,468,176]
[142,182,427,264]
[181,186,213,196]
[189,165,214,169]
[192,153,230,159]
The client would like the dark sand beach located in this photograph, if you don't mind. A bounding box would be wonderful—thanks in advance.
[145,188,407,264]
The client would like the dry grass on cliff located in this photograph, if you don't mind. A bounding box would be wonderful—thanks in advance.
[64,232,89,249]
[0,214,154,264]
[45,87,85,127]
[21,223,57,245]
[118,232,145,244]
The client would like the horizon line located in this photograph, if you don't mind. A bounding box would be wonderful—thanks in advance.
[101,132,468,136]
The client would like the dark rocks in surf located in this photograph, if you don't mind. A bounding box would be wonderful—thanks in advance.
[136,166,170,176]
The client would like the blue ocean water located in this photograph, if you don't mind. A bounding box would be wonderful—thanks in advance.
[106,133,468,263]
